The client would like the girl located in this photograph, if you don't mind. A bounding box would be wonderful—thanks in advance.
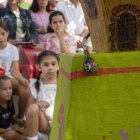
[0,76,26,140]
[44,10,77,54]
[0,20,29,118]
[26,50,59,140]
[0,0,38,46]
[30,0,50,46]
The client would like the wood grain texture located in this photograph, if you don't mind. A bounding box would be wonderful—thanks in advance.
[80,0,140,52]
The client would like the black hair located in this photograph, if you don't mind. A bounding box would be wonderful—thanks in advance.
[35,50,59,92]
[30,0,48,12]
[47,10,66,33]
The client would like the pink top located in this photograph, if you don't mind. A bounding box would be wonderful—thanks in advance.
[44,33,77,54]
[31,12,49,46]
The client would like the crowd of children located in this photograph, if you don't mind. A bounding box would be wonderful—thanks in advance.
[0,0,93,139]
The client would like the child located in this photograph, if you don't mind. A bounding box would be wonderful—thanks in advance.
[44,10,77,54]
[26,50,59,140]
[0,76,26,140]
[0,20,29,118]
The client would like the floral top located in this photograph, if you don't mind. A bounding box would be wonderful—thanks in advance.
[44,33,77,54]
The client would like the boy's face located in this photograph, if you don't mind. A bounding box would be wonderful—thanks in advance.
[0,80,12,101]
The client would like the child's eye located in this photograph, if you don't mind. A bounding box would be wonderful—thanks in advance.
[59,20,63,23]
[1,88,7,91]
[0,32,6,36]
[9,87,12,90]
[43,62,49,66]
[53,21,57,24]
[52,62,56,66]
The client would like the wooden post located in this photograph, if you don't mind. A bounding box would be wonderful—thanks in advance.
[80,0,140,52]
[80,0,109,52]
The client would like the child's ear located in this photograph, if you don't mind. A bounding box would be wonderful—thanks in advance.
[57,67,59,71]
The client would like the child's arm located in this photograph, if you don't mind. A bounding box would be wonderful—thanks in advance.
[11,61,28,86]
[0,128,7,134]
[13,127,25,134]
[56,27,71,53]
[59,36,71,53]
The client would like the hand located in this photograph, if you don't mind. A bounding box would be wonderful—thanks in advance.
[75,36,84,44]
[31,40,37,46]
[19,77,28,87]
[37,101,49,108]
[8,39,19,46]
[13,118,26,127]
[55,26,65,38]
[14,127,25,134]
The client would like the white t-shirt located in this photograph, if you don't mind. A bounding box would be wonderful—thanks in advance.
[29,78,57,106]
[56,0,86,35]
[0,43,19,75]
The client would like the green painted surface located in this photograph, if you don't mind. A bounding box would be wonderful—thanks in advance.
[50,51,140,140]
[20,2,30,9]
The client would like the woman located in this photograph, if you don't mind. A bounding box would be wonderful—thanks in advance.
[0,0,38,46]
[30,0,49,47]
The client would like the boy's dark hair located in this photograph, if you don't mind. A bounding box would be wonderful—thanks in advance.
[47,10,66,33]
[35,50,59,92]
